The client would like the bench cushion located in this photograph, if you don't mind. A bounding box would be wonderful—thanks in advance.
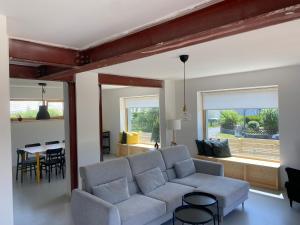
[146,182,194,213]
[116,194,166,225]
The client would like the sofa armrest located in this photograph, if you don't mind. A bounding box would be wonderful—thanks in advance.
[71,189,121,225]
[193,158,224,176]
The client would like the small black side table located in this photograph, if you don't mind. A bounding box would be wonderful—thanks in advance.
[173,205,215,225]
[182,192,220,225]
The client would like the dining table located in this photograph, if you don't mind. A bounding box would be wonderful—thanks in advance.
[19,143,65,184]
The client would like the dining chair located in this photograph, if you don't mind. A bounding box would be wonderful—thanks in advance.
[16,149,37,183]
[40,148,65,183]
[285,167,300,207]
[45,141,60,145]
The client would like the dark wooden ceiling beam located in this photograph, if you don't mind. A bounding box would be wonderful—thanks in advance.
[9,64,40,79]
[43,0,300,80]
[99,74,163,88]
[9,39,80,68]
[9,64,74,82]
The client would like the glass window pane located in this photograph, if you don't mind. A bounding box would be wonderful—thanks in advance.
[10,100,42,119]
[48,102,64,117]
[205,108,280,161]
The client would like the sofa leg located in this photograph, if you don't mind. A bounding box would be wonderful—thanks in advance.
[289,199,293,208]
[242,202,245,209]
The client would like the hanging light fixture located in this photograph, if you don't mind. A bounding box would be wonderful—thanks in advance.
[36,83,50,120]
[180,55,191,121]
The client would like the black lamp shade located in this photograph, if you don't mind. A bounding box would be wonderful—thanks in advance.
[36,105,50,120]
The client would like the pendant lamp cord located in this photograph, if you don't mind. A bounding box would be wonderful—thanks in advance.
[41,86,46,104]
[183,62,186,111]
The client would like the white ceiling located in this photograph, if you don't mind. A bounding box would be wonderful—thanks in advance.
[0,0,220,49]
[95,19,300,80]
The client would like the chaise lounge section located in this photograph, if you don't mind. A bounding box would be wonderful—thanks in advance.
[71,145,249,225]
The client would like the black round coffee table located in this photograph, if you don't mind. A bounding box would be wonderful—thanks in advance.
[173,205,215,225]
[182,192,219,225]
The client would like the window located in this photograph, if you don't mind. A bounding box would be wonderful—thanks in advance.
[202,87,280,161]
[10,100,64,120]
[120,96,160,144]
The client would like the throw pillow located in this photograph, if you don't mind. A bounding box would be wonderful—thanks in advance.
[121,131,127,144]
[212,139,232,158]
[174,158,196,178]
[195,140,205,155]
[203,140,215,156]
[135,167,166,194]
[92,177,130,204]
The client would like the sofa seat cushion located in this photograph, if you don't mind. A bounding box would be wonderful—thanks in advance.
[116,194,166,225]
[185,174,249,208]
[146,182,194,213]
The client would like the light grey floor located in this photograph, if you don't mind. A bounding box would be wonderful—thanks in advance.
[13,169,73,225]
[13,160,300,225]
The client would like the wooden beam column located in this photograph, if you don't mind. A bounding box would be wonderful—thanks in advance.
[68,82,78,190]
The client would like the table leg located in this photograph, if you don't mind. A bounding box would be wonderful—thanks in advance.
[35,152,40,184]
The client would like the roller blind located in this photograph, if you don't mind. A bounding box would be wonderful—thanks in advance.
[202,87,278,110]
[124,96,159,108]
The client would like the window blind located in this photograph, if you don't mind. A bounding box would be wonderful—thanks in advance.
[124,96,159,108]
[202,87,278,110]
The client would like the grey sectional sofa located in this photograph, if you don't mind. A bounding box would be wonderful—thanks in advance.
[71,145,249,225]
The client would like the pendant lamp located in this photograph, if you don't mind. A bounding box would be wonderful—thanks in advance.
[179,55,191,121]
[36,83,50,120]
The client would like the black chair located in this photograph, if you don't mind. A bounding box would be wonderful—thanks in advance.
[45,141,60,145]
[285,167,300,207]
[45,141,65,167]
[16,149,37,183]
[40,148,65,183]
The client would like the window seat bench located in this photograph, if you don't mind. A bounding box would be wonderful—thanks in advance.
[116,143,155,157]
[196,155,281,190]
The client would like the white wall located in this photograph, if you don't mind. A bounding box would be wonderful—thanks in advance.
[10,85,63,100]
[102,86,162,153]
[76,72,100,187]
[174,65,300,185]
[10,81,65,168]
[0,14,13,225]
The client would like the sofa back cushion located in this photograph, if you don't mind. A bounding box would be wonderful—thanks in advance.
[135,167,166,194]
[80,158,138,195]
[174,158,196,178]
[127,150,168,181]
[92,177,130,204]
[160,145,191,180]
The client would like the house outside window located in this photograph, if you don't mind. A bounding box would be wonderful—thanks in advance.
[202,87,280,161]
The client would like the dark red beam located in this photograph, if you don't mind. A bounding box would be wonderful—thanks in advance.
[9,64,40,79]
[68,82,79,190]
[99,74,163,88]
[9,39,79,68]
[45,0,300,80]
[9,64,74,82]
